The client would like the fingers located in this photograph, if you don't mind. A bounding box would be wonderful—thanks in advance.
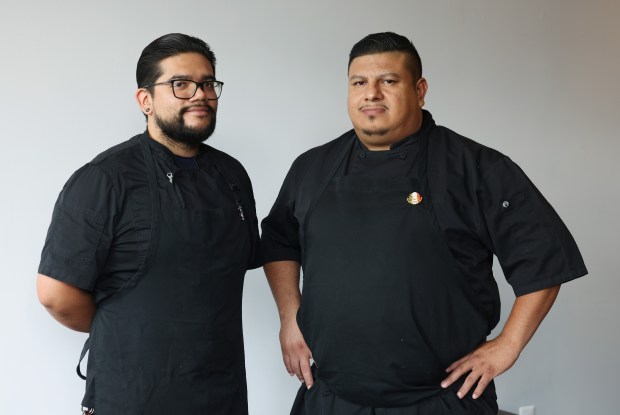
[283,351,314,387]
[442,354,498,400]
[442,364,491,400]
[456,366,495,399]
[444,354,468,373]
[279,320,315,387]
[443,337,521,399]
[283,355,294,377]
[300,355,315,388]
[290,353,304,381]
[472,373,492,399]
[456,370,479,399]
[441,354,471,389]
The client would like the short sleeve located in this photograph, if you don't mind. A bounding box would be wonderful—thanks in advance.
[261,159,303,264]
[479,157,587,296]
[38,164,117,291]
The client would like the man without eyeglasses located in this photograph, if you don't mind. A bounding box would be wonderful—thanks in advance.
[37,33,260,414]
[261,32,587,414]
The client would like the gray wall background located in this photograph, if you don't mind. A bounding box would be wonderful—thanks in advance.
[1,1,618,414]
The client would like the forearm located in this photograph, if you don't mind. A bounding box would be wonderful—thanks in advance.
[497,284,561,351]
[442,284,562,398]
[37,274,96,333]
[264,260,315,385]
[263,260,302,323]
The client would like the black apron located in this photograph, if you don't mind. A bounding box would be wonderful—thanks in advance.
[293,135,497,413]
[79,136,251,414]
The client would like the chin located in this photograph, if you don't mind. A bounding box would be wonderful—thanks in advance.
[187,120,213,129]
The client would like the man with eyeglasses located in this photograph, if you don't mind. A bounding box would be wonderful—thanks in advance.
[37,33,260,414]
[261,32,587,414]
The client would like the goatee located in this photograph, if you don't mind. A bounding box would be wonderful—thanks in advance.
[155,106,217,147]
[361,128,389,137]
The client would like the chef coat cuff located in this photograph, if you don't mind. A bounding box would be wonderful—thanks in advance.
[260,241,302,265]
[512,266,589,297]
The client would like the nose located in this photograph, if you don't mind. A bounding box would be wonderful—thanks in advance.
[191,84,208,101]
[364,82,383,101]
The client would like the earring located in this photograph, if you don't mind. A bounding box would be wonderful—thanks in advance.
[145,108,150,113]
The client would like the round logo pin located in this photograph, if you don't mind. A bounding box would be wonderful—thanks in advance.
[407,192,423,205]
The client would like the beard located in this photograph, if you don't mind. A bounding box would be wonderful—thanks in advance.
[361,128,389,136]
[155,106,217,147]
[360,116,389,137]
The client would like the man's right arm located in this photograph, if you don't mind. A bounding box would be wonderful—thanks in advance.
[37,274,95,333]
[264,260,314,389]
[37,164,117,333]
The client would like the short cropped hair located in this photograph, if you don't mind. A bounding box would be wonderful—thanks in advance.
[348,32,422,80]
[136,33,216,88]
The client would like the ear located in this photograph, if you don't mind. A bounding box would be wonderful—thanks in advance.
[416,77,428,107]
[136,88,153,116]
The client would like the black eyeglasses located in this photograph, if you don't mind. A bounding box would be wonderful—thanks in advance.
[142,79,224,100]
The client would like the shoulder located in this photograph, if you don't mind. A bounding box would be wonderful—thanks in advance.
[428,124,506,171]
[288,130,355,179]
[58,134,147,205]
[297,129,354,162]
[81,133,145,182]
[204,145,248,173]
[90,134,143,165]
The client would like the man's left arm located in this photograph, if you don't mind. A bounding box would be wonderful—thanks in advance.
[441,284,560,399]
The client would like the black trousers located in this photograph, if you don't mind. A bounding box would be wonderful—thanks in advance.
[291,378,498,415]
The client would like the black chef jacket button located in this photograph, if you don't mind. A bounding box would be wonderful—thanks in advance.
[358,152,367,159]
[502,200,510,208]
[399,152,407,159]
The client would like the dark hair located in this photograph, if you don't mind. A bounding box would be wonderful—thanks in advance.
[348,32,422,80]
[136,33,216,88]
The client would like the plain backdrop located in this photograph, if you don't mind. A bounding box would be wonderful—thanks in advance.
[1,1,618,414]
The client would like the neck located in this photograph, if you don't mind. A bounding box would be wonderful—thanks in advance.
[356,111,424,151]
[147,124,199,157]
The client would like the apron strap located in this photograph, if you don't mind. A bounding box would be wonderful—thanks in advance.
[209,159,247,222]
[207,157,259,267]
[228,182,246,222]
[298,134,355,253]
[76,337,90,380]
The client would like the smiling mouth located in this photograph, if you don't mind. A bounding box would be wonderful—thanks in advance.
[183,106,214,116]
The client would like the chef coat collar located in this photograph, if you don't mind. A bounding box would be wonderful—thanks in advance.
[354,109,435,152]
[144,130,211,169]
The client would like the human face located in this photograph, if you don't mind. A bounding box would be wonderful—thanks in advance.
[139,52,218,150]
[347,52,427,150]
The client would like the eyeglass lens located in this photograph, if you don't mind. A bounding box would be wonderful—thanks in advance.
[172,80,222,99]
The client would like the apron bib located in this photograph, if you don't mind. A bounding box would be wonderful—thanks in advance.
[80,137,251,414]
[297,137,490,409]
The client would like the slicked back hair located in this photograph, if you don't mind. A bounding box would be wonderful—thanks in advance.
[136,33,216,89]
[348,32,422,81]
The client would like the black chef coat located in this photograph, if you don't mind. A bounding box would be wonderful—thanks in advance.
[39,132,260,302]
[38,132,261,413]
[262,110,586,327]
[261,110,587,410]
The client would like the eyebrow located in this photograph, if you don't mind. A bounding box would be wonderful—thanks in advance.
[167,74,216,81]
[379,72,401,78]
[348,72,402,80]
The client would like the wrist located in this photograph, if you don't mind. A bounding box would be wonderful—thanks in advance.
[497,331,527,353]
[279,307,299,325]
